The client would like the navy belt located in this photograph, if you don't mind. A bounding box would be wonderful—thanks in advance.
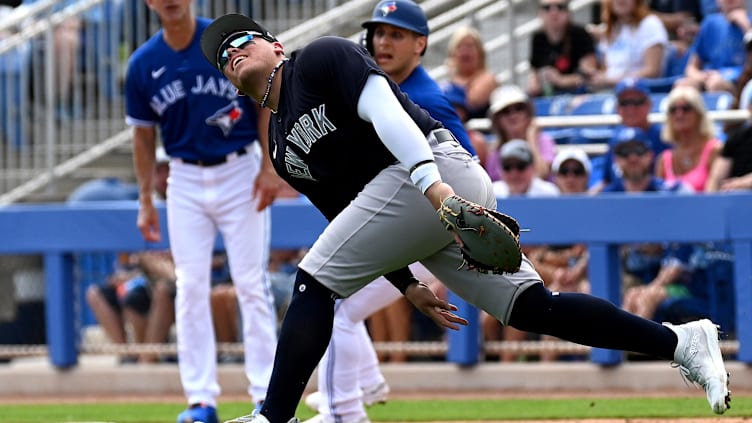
[180,146,249,167]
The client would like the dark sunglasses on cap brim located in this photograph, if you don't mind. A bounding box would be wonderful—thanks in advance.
[216,31,269,70]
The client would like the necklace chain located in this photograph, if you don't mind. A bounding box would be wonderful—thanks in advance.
[260,58,289,111]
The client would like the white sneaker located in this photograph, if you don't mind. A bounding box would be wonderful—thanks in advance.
[301,414,369,423]
[361,382,389,407]
[664,319,731,414]
[225,414,299,423]
[304,391,322,412]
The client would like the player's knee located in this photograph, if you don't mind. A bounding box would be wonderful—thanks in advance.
[291,269,338,303]
[508,282,554,332]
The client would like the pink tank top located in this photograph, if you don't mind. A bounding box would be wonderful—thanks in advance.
[662,138,719,192]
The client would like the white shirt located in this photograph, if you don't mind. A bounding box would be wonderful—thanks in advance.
[492,177,561,198]
[600,14,668,80]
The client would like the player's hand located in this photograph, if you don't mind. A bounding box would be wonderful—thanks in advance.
[404,282,468,331]
[253,166,283,211]
[137,202,161,243]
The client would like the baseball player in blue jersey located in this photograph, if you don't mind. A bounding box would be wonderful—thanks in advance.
[125,2,280,423]
[201,12,730,423]
[302,3,478,423]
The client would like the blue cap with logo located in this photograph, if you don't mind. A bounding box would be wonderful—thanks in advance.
[615,78,650,97]
[613,126,651,148]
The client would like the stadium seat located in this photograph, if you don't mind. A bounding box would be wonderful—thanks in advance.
[649,93,669,113]
[703,91,734,111]
[567,94,617,144]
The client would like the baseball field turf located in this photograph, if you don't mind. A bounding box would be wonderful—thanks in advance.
[3,396,751,422]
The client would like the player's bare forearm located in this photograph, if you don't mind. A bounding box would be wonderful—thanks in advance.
[424,181,455,210]
[405,281,468,331]
[137,202,161,243]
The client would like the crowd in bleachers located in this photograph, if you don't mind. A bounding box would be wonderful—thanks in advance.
[441,0,750,360]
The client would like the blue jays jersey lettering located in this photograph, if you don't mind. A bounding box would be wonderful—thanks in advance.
[125,18,258,162]
[399,66,476,156]
[270,37,442,220]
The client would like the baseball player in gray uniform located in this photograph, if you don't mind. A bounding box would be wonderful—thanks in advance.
[200,12,731,423]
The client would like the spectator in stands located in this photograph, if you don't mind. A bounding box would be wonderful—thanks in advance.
[674,0,751,93]
[491,139,560,197]
[0,2,32,148]
[444,82,492,165]
[591,78,670,192]
[552,147,594,194]
[707,90,752,191]
[649,0,703,38]
[484,140,558,362]
[663,18,700,81]
[23,0,81,119]
[602,127,693,194]
[655,86,722,191]
[441,27,498,120]
[485,85,556,181]
[527,0,599,97]
[588,0,668,91]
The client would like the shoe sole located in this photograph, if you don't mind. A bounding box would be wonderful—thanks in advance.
[700,320,731,414]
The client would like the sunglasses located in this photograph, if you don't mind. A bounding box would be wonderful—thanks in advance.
[217,31,264,70]
[502,161,531,172]
[668,103,694,114]
[500,103,528,116]
[540,3,568,11]
[618,98,647,107]
[558,166,586,176]
[614,143,650,158]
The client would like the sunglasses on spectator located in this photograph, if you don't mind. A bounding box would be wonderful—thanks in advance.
[618,98,647,107]
[614,143,650,158]
[500,103,528,116]
[558,166,586,176]
[668,103,693,114]
[502,161,531,172]
[217,31,266,70]
[540,3,568,11]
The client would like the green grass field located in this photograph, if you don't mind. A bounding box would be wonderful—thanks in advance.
[3,396,751,423]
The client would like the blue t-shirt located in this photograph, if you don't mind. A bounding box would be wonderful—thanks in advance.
[400,66,476,156]
[690,13,748,82]
[601,176,688,193]
[125,18,259,162]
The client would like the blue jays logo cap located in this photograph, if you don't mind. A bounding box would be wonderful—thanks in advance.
[613,126,650,147]
[201,13,277,69]
[361,0,429,36]
[615,78,650,98]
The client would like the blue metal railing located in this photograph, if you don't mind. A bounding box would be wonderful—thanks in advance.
[0,193,750,369]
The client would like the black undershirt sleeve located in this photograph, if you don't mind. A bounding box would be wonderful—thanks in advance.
[384,266,419,295]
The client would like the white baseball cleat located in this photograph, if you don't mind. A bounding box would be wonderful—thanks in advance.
[301,414,369,423]
[224,414,298,423]
[664,319,731,414]
[361,382,389,407]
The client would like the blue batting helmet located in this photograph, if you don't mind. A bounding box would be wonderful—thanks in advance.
[361,0,429,56]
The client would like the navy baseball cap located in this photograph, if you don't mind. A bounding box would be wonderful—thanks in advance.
[613,126,651,148]
[201,14,277,69]
[615,78,650,98]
